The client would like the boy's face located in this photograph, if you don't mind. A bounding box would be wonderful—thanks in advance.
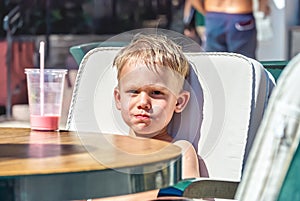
[114,61,190,138]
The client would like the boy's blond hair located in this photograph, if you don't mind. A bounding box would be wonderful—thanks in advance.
[113,34,189,81]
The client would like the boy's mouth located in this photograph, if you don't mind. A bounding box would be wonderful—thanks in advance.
[134,114,150,120]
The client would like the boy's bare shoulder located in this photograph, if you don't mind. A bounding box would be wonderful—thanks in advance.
[173,140,195,153]
[174,139,192,147]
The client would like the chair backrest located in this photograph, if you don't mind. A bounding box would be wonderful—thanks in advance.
[235,53,300,201]
[66,47,275,182]
[260,60,288,82]
[70,41,129,66]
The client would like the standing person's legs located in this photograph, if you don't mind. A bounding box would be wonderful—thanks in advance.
[205,12,227,52]
[226,13,257,59]
[195,11,206,48]
[183,1,201,45]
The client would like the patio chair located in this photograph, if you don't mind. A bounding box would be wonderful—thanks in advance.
[260,60,288,82]
[233,53,300,201]
[66,46,275,199]
[69,41,129,66]
[183,53,300,200]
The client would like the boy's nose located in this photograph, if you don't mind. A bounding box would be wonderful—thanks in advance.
[137,92,151,110]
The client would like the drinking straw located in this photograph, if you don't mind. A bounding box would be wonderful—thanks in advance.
[39,41,45,116]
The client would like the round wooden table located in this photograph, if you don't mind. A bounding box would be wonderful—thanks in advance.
[0,127,182,201]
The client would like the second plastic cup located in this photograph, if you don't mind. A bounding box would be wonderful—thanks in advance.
[25,69,67,131]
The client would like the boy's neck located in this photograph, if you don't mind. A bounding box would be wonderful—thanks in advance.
[129,128,173,142]
[152,132,173,142]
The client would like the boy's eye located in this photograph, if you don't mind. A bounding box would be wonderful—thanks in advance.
[128,90,139,94]
[152,91,163,95]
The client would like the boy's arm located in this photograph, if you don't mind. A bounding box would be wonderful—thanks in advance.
[174,140,200,178]
[91,140,200,201]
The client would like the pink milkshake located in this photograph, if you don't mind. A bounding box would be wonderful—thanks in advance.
[25,68,67,131]
[30,115,60,131]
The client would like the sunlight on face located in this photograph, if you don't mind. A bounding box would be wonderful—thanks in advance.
[114,61,184,138]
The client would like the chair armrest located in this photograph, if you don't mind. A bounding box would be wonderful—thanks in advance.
[183,178,239,199]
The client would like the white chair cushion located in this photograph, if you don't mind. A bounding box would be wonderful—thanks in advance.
[236,53,300,201]
[67,47,274,182]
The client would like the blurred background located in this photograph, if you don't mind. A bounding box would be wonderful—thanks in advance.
[1,0,300,66]
[1,0,300,123]
[0,0,186,70]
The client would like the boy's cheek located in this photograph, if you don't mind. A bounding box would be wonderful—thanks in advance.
[121,100,131,111]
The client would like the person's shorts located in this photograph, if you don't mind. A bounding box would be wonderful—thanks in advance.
[205,12,257,58]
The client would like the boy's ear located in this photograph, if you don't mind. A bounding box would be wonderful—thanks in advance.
[174,91,190,113]
[114,87,122,110]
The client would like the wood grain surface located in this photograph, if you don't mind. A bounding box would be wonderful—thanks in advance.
[0,127,181,177]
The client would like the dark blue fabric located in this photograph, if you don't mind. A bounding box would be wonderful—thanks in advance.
[158,186,183,197]
[157,179,196,197]
[205,12,257,59]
